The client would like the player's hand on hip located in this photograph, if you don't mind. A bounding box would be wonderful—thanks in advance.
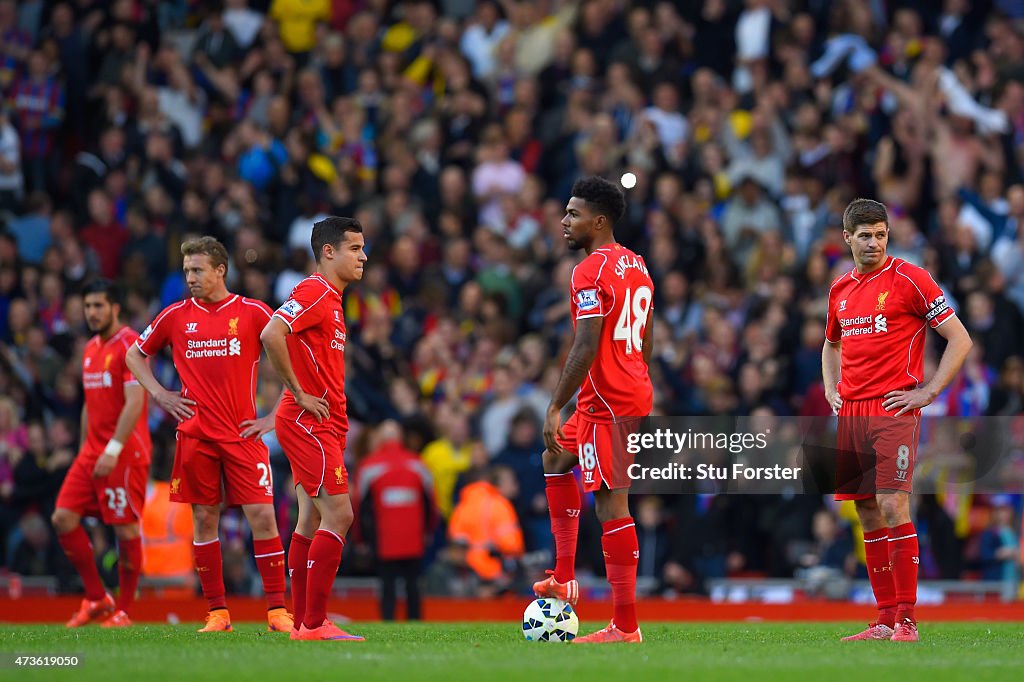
[240,414,275,439]
[882,388,931,416]
[157,389,196,422]
[92,454,117,478]
[543,404,566,456]
[295,390,329,423]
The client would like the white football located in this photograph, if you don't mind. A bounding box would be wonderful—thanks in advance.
[522,598,579,642]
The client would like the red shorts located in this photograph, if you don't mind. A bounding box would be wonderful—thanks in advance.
[835,396,920,500]
[172,434,275,506]
[275,416,348,497]
[55,450,147,524]
[557,411,639,493]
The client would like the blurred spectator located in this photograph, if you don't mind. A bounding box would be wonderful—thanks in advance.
[357,421,436,621]
[635,496,671,594]
[421,405,472,519]
[5,191,48,264]
[460,1,509,79]
[0,104,21,211]
[270,0,330,63]
[9,511,62,577]
[979,496,1021,601]
[493,408,545,551]
[79,189,126,280]
[8,49,63,194]
[447,465,524,592]
[795,508,857,576]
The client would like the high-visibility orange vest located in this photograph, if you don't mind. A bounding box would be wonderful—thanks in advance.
[448,481,524,581]
[141,482,194,584]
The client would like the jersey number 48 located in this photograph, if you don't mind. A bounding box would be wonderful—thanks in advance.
[612,286,652,354]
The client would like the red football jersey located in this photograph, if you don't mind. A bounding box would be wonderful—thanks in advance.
[82,327,151,463]
[570,243,654,422]
[357,440,435,560]
[273,273,349,435]
[136,294,273,442]
[826,256,956,401]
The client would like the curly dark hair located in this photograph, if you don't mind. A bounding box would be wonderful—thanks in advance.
[571,176,626,226]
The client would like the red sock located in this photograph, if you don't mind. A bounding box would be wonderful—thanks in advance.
[117,536,142,614]
[253,536,287,610]
[304,529,344,629]
[889,522,919,623]
[545,473,580,583]
[289,533,312,627]
[863,527,897,627]
[57,526,106,601]
[601,517,639,634]
[193,539,227,611]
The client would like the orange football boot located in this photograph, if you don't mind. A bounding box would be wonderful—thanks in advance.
[290,620,364,641]
[100,610,133,628]
[66,593,116,627]
[532,570,579,606]
[267,608,295,632]
[573,621,643,644]
[197,610,233,632]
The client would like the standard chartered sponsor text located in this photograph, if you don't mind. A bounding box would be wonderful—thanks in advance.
[186,338,233,358]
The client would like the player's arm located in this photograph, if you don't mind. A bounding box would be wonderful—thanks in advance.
[883,316,973,416]
[259,317,329,422]
[92,383,145,478]
[822,340,842,415]
[642,309,654,367]
[543,316,602,455]
[125,343,196,422]
[240,388,285,439]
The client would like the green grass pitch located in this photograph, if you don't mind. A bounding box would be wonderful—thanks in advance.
[2,622,1022,681]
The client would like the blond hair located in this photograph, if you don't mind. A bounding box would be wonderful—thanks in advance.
[181,236,229,275]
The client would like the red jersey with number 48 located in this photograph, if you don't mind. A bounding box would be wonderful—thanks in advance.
[82,327,151,463]
[273,273,349,435]
[570,243,654,422]
[136,295,273,442]
[826,256,956,401]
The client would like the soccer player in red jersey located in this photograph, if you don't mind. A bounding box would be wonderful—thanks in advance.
[260,217,367,642]
[52,279,150,628]
[824,199,972,642]
[534,177,654,644]
[125,237,292,633]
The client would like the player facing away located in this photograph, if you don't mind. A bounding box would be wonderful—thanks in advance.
[535,177,654,644]
[52,279,151,627]
[125,237,292,633]
[260,217,367,642]
[824,199,972,642]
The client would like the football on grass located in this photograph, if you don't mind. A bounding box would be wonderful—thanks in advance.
[522,598,579,641]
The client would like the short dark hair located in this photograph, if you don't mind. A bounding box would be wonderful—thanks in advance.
[843,198,889,233]
[82,278,122,306]
[181,236,230,275]
[311,216,363,263]
[571,176,625,226]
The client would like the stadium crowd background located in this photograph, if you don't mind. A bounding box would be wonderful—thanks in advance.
[0,0,1023,605]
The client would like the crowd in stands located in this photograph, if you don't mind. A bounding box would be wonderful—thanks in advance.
[1,0,1023,604]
